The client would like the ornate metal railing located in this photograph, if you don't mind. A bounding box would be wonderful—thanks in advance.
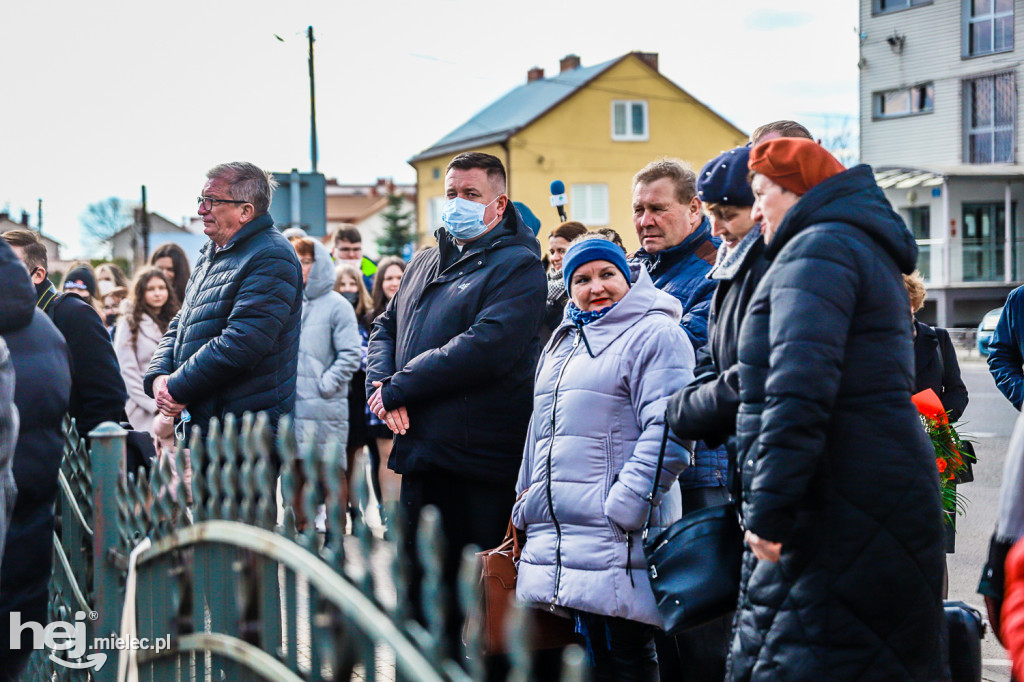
[23,414,584,681]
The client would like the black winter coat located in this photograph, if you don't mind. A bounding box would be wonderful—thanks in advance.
[36,281,126,435]
[728,165,946,681]
[366,209,546,483]
[144,213,302,439]
[0,241,71,621]
[666,230,769,456]
[913,320,968,422]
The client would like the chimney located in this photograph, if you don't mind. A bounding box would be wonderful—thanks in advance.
[634,51,659,72]
[559,54,581,73]
[20,210,29,226]
[0,212,8,223]
[527,66,545,83]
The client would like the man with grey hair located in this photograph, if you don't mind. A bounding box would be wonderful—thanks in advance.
[145,162,302,464]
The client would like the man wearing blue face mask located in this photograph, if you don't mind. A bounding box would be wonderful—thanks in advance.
[365,151,546,655]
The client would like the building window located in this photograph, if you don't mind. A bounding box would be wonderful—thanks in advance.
[612,101,649,141]
[874,83,934,118]
[964,0,1014,57]
[905,206,932,280]
[964,72,1015,163]
[873,0,930,14]
[570,184,610,226]
[962,201,1016,281]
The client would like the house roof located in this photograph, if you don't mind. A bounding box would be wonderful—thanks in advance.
[408,57,621,164]
[0,219,64,247]
[109,212,197,241]
[327,194,390,224]
[875,164,1024,189]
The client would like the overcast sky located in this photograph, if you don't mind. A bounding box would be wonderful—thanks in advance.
[0,0,859,256]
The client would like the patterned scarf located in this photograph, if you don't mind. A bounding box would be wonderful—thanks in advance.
[566,300,618,327]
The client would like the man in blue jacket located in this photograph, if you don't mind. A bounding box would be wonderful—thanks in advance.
[630,158,730,678]
[145,162,302,466]
[989,285,1024,410]
[366,152,546,654]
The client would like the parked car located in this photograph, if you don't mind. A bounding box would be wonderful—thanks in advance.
[978,307,1004,356]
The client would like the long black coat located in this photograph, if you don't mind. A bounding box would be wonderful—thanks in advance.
[145,213,302,438]
[728,165,945,681]
[0,241,71,653]
[366,209,546,483]
[666,230,769,458]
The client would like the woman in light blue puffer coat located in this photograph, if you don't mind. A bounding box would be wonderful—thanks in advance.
[287,233,362,455]
[513,235,694,681]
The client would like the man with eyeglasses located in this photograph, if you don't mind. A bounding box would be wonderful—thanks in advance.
[331,224,376,290]
[1,229,126,437]
[144,162,302,469]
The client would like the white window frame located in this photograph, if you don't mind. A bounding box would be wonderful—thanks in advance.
[963,72,1016,164]
[611,100,649,141]
[570,184,610,226]
[963,0,1014,57]
[873,83,935,118]
[872,0,930,15]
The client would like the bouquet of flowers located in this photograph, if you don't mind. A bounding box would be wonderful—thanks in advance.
[911,388,974,523]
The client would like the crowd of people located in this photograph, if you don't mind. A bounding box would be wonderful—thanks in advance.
[0,122,1017,681]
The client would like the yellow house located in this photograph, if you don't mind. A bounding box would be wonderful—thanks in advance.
[408,52,748,251]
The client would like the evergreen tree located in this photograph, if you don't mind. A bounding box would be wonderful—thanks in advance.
[377,193,414,258]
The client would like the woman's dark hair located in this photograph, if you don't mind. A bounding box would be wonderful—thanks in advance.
[369,256,407,322]
[551,221,588,242]
[127,267,180,349]
[150,243,192,305]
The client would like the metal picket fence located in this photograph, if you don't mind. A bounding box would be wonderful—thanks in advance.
[22,414,584,681]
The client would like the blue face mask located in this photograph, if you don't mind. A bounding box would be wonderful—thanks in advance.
[441,195,501,240]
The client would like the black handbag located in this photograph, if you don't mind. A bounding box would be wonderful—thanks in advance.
[944,600,984,682]
[642,425,743,635]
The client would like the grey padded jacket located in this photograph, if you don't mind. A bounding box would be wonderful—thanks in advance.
[294,238,362,455]
[513,264,694,627]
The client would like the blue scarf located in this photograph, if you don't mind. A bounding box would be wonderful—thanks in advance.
[566,300,618,327]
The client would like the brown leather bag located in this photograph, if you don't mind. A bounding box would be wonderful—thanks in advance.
[466,517,577,654]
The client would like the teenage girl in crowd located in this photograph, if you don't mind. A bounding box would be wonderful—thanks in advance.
[113,267,180,432]
[335,263,374,527]
[150,243,192,308]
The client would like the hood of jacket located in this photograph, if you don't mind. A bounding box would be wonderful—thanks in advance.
[550,262,682,356]
[0,241,36,333]
[305,237,336,300]
[765,164,918,273]
[434,199,541,267]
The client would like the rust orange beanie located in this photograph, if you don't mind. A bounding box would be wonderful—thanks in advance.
[748,138,846,195]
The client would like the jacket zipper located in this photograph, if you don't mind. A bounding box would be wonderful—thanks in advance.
[546,331,581,606]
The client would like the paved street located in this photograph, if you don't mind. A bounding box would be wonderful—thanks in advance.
[950,354,1019,681]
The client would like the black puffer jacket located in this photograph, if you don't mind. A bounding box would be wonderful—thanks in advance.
[0,241,71,624]
[366,209,546,483]
[144,213,302,435]
[666,228,769,459]
[728,165,945,681]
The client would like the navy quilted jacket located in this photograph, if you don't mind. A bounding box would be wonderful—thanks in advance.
[632,217,728,489]
[728,165,945,681]
[144,213,302,437]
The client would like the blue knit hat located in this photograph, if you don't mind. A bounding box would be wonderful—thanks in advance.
[697,146,755,207]
[562,238,631,290]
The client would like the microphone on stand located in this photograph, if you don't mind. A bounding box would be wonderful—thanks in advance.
[550,180,568,223]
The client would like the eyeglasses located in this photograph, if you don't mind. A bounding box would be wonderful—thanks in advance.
[197,196,248,211]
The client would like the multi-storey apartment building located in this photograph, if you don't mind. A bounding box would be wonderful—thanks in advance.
[860,0,1024,325]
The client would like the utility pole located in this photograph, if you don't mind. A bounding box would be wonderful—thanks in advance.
[308,26,318,173]
[140,185,150,264]
[36,198,42,233]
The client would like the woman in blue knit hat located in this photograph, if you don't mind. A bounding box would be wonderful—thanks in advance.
[513,234,695,680]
